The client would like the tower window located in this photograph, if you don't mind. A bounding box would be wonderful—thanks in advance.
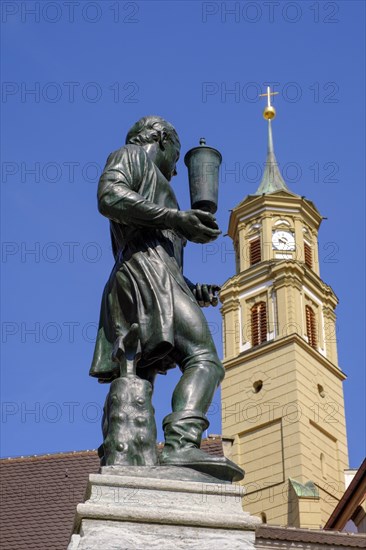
[251,302,267,346]
[304,242,313,268]
[250,238,261,265]
[305,305,317,349]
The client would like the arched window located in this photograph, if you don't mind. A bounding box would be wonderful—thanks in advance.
[251,302,267,346]
[305,305,317,349]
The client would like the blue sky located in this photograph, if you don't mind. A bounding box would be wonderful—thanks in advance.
[1,1,365,469]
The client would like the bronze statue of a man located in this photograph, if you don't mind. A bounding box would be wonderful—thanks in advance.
[90,116,239,477]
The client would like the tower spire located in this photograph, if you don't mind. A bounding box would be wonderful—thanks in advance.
[255,86,289,195]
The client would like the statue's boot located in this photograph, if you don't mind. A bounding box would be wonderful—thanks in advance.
[160,410,244,482]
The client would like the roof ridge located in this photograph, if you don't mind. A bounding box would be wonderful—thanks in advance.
[0,449,99,463]
[0,435,223,462]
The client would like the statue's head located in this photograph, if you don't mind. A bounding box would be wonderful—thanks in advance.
[126,115,180,181]
[126,115,180,147]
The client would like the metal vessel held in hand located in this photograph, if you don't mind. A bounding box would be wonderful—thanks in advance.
[184,138,222,214]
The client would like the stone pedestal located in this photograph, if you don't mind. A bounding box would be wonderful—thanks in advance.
[68,466,260,549]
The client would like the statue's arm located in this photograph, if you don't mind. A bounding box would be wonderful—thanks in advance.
[98,145,221,244]
[98,146,176,229]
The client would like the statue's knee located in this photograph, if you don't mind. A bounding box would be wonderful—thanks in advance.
[200,360,225,384]
[181,353,225,383]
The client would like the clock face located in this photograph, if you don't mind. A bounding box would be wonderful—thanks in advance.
[272,230,295,251]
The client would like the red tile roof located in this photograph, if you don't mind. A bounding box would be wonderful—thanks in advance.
[0,437,223,550]
[5,440,362,550]
[256,525,366,547]
[0,450,100,550]
[324,458,366,531]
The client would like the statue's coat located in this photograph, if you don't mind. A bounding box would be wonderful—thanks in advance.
[90,145,199,382]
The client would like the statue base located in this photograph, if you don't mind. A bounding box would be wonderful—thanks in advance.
[68,466,260,549]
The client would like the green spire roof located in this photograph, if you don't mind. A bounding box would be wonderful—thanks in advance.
[255,120,290,195]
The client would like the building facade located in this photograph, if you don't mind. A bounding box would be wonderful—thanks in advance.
[220,101,349,528]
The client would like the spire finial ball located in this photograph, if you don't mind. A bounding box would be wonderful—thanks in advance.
[263,105,276,120]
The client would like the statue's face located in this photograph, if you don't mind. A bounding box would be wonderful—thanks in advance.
[158,137,180,181]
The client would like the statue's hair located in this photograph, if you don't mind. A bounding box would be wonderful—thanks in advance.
[125,115,180,147]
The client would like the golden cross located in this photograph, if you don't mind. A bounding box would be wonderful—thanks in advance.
[259,86,279,108]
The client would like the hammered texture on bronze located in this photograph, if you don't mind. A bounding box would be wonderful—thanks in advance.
[102,376,158,466]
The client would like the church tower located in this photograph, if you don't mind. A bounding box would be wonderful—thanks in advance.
[220,89,349,528]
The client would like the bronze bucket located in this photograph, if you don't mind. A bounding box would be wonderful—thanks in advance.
[184,138,222,214]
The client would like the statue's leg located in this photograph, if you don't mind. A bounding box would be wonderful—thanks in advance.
[160,292,240,476]
[171,355,223,413]
[160,349,224,466]
[160,298,244,481]
[170,291,225,413]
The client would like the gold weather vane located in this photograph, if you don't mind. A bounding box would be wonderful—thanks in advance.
[259,86,279,120]
[254,85,289,194]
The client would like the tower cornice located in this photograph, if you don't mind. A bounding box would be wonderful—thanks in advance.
[220,259,338,310]
[228,192,322,243]
[222,332,346,381]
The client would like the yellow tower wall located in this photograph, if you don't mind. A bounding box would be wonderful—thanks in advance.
[221,335,348,527]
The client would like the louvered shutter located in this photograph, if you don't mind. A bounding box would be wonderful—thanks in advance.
[304,242,313,268]
[250,238,261,266]
[305,305,317,348]
[251,302,267,346]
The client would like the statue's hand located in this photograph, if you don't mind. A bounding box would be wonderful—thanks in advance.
[171,210,221,244]
[193,284,221,307]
